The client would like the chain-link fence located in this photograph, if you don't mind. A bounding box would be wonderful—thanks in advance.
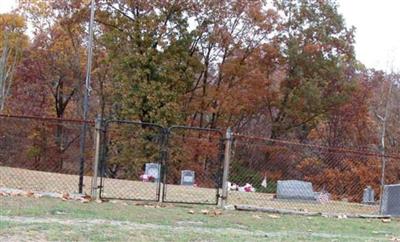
[227,134,400,215]
[1,114,399,215]
[0,114,95,195]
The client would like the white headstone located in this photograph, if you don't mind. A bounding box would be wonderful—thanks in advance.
[381,184,400,216]
[145,163,161,182]
[181,170,195,186]
[362,186,375,204]
[276,180,316,200]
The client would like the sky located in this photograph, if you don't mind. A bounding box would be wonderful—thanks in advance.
[1,0,399,72]
[337,0,400,72]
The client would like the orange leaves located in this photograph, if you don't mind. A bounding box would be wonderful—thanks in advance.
[303,44,321,55]
[297,157,382,202]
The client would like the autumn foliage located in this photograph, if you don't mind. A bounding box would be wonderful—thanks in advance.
[0,0,399,200]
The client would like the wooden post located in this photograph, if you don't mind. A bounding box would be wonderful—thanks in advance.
[91,116,102,200]
[221,127,233,207]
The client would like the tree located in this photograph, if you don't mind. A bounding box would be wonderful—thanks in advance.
[96,0,202,125]
[0,13,27,111]
[268,0,356,139]
[11,0,91,170]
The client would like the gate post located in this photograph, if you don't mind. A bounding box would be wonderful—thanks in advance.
[91,116,102,200]
[221,127,233,207]
[159,128,169,203]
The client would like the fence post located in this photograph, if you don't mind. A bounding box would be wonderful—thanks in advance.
[91,116,102,200]
[379,155,387,214]
[158,128,169,203]
[221,127,233,207]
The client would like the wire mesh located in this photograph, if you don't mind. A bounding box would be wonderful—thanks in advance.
[163,127,223,204]
[99,120,163,201]
[0,115,95,195]
[1,114,398,214]
[227,134,400,215]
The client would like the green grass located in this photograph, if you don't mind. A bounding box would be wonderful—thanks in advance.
[0,196,399,241]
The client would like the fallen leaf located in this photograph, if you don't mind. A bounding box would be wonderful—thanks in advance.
[268,214,280,219]
[213,210,222,216]
[201,209,209,215]
[382,218,391,223]
[26,191,34,197]
[62,193,69,200]
[252,215,262,219]
[188,210,195,214]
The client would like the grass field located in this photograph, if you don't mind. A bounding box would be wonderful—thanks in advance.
[0,196,399,241]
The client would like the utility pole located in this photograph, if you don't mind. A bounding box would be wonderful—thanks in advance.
[78,0,95,193]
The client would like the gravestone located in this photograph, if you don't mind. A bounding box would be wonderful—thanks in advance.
[276,180,316,200]
[181,170,195,186]
[145,163,161,182]
[362,186,375,204]
[381,184,400,216]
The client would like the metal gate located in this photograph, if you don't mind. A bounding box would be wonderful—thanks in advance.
[99,120,164,201]
[162,126,224,205]
[98,120,224,205]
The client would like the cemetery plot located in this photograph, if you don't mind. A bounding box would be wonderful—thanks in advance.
[0,166,381,215]
[227,134,399,215]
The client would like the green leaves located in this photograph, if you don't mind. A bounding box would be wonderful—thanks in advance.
[98,1,199,125]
